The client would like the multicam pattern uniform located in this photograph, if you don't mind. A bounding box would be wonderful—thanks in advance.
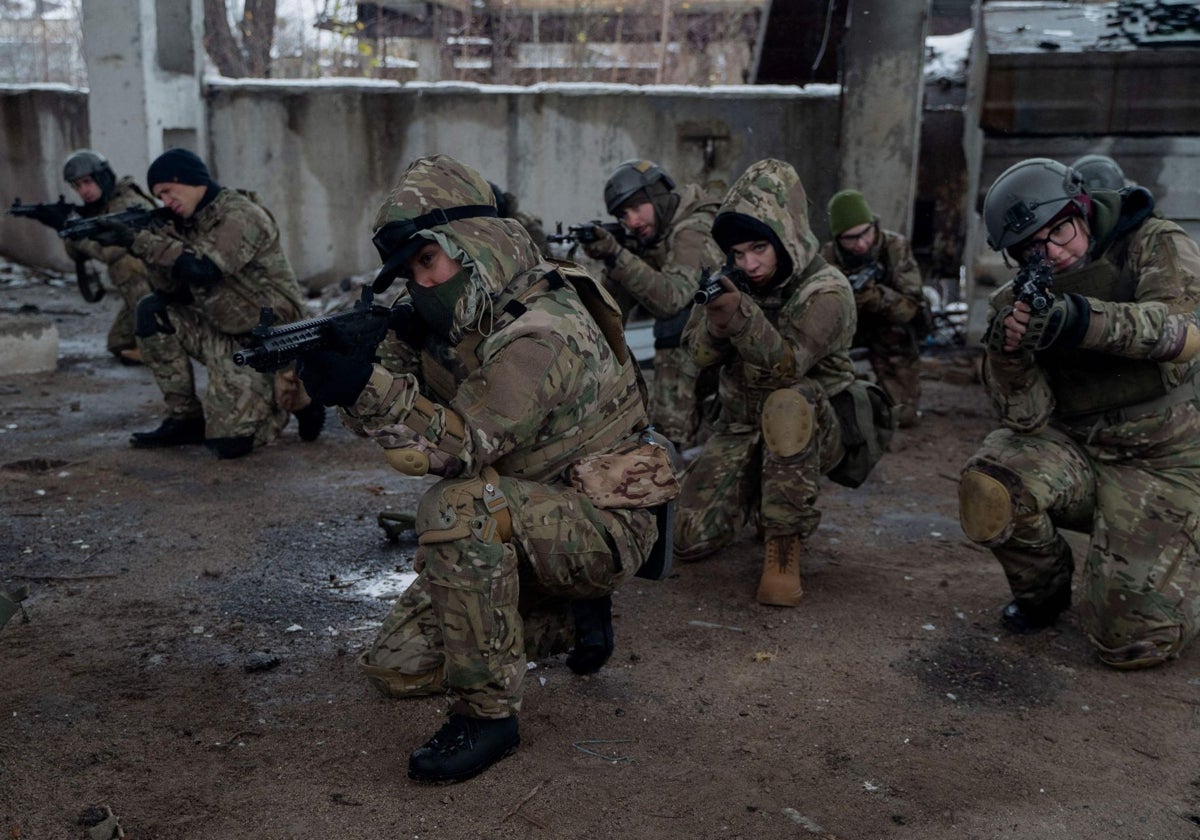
[63,176,157,354]
[675,159,857,556]
[130,188,304,443]
[345,155,656,719]
[821,228,926,427]
[964,188,1200,668]
[602,183,726,448]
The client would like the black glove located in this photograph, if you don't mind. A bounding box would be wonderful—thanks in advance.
[29,202,74,231]
[134,291,175,338]
[90,217,135,248]
[296,351,372,408]
[388,300,428,349]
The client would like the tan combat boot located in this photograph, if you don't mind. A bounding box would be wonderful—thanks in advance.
[757,535,803,607]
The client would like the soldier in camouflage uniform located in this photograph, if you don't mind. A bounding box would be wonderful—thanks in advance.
[676,159,891,607]
[581,160,726,450]
[95,148,324,459]
[22,150,166,363]
[296,155,672,784]
[963,157,1200,669]
[821,190,929,428]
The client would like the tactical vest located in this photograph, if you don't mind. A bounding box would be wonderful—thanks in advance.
[418,261,647,480]
[1038,219,1169,418]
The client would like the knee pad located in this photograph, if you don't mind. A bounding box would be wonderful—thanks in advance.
[761,388,814,458]
[959,464,1019,545]
[415,469,511,546]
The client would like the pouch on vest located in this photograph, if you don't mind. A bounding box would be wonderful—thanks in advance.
[566,429,681,509]
[826,380,895,489]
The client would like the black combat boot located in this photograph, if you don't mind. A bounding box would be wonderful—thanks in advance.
[566,594,614,675]
[294,402,325,442]
[1001,585,1071,634]
[129,416,206,449]
[408,714,519,784]
[204,435,256,460]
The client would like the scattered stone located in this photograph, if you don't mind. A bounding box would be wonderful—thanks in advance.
[244,651,281,673]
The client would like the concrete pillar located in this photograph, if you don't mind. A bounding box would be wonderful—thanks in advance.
[837,0,930,240]
[80,0,205,182]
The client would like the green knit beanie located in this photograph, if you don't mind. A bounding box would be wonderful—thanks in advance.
[827,189,874,237]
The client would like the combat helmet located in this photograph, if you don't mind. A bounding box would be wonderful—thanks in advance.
[1071,154,1126,192]
[603,159,676,216]
[983,158,1087,252]
[63,149,117,203]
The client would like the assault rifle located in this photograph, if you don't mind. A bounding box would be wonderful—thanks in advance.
[847,261,885,293]
[1013,250,1054,314]
[694,264,751,306]
[232,286,392,373]
[59,206,171,242]
[8,196,76,231]
[547,220,627,247]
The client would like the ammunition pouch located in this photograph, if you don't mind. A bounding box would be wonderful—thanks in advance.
[566,429,681,509]
[653,306,692,350]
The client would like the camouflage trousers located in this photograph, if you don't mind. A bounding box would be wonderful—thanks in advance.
[674,380,844,559]
[650,346,715,450]
[105,258,154,355]
[358,474,658,718]
[861,324,921,429]
[139,304,288,443]
[961,401,1200,666]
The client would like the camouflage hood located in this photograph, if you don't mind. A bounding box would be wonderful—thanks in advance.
[712,159,819,286]
[371,155,542,341]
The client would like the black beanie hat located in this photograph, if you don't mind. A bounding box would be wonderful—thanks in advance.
[711,211,794,281]
[147,148,213,189]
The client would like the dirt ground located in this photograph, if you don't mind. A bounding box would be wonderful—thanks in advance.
[3,264,1200,840]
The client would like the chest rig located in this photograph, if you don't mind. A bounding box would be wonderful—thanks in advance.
[417,262,647,479]
[1038,226,1167,418]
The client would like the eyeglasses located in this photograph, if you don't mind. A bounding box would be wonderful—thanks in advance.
[1019,217,1079,260]
[837,223,875,245]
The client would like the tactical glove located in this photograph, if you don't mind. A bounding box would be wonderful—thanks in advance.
[581,225,622,262]
[1017,293,1089,352]
[296,351,372,408]
[295,321,375,408]
[134,291,175,338]
[388,300,428,349]
[30,202,74,231]
[90,217,135,248]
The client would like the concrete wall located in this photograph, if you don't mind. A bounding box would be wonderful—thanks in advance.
[1,81,841,288]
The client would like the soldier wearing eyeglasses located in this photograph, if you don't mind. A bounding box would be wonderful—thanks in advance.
[961,157,1200,670]
[820,190,929,428]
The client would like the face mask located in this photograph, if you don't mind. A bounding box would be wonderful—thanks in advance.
[407,267,472,341]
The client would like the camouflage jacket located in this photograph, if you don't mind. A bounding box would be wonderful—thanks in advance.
[131,187,303,333]
[603,182,725,323]
[821,228,924,328]
[983,188,1200,434]
[341,155,649,485]
[63,176,154,285]
[685,158,857,428]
